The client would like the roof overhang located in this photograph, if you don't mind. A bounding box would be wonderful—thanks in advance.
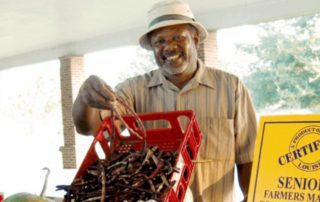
[0,0,319,69]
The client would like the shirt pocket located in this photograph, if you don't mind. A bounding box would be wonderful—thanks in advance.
[199,117,235,161]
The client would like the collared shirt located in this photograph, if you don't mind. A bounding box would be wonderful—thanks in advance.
[102,60,257,201]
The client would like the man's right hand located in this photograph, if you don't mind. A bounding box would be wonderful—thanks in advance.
[78,75,116,110]
[72,75,115,135]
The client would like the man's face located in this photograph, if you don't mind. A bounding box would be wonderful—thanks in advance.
[149,24,199,76]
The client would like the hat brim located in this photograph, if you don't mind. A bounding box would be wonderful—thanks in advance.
[139,20,208,50]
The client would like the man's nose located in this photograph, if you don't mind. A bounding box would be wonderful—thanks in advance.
[163,39,178,52]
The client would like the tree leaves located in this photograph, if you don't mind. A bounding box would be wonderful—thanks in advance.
[238,14,320,113]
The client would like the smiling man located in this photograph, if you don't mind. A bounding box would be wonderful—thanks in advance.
[72,0,257,201]
[148,24,199,89]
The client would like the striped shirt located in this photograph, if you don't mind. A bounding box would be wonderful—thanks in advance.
[101,59,257,201]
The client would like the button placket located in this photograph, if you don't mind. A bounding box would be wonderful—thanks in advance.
[176,92,181,110]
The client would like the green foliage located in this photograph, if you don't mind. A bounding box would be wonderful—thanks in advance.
[238,14,320,112]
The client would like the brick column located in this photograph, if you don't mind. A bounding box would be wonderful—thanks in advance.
[59,56,85,169]
[197,30,219,68]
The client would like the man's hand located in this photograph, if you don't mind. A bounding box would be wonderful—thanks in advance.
[78,75,116,110]
[72,75,115,135]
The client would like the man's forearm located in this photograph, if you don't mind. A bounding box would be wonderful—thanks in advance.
[237,162,253,200]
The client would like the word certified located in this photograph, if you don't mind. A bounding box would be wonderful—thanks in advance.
[278,126,320,172]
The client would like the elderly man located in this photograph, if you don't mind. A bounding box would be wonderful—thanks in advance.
[72,0,257,201]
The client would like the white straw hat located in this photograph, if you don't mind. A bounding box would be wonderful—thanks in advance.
[139,0,208,50]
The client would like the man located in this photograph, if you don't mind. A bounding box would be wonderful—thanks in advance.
[72,0,257,201]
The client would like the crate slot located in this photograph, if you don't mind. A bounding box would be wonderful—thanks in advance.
[94,142,106,159]
[183,166,190,181]
[177,182,186,200]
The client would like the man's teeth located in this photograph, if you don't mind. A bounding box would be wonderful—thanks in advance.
[166,55,179,60]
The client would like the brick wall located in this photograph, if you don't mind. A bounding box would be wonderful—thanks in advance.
[197,31,219,68]
[59,56,84,169]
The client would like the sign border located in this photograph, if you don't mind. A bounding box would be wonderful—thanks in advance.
[251,120,320,201]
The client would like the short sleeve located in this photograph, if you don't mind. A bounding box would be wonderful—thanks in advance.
[234,79,257,164]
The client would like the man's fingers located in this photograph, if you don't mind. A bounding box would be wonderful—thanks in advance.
[88,76,116,101]
[101,83,116,101]
[81,86,113,109]
[79,75,116,109]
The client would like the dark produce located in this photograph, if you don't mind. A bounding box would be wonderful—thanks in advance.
[58,146,179,202]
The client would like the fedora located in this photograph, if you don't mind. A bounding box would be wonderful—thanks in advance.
[139,0,208,50]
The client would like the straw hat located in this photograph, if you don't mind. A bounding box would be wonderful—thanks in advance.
[139,0,208,50]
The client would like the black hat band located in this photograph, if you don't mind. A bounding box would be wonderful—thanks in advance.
[148,14,195,28]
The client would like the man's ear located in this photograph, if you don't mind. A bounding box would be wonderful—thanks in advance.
[147,32,154,49]
[194,32,199,48]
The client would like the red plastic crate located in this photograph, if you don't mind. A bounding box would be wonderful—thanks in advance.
[74,110,202,202]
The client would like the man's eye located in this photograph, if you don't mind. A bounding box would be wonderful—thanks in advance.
[154,39,165,45]
[174,35,184,41]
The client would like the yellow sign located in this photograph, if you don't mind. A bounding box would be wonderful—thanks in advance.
[248,114,320,202]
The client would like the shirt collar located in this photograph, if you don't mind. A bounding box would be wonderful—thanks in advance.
[147,68,164,88]
[147,59,215,89]
[194,59,215,89]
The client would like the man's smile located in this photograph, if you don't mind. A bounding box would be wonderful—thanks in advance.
[163,53,183,64]
[165,54,180,61]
